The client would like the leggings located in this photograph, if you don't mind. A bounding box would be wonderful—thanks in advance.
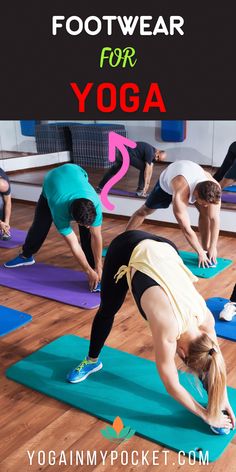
[0,195,5,221]
[88,230,178,358]
[98,151,146,191]
[22,194,95,268]
[213,142,236,181]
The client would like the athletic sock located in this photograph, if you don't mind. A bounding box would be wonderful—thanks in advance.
[87,356,99,363]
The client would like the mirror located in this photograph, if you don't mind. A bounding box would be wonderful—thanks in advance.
[0,120,235,213]
[76,120,236,212]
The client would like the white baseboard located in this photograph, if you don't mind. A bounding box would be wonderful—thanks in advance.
[101,196,235,232]
[11,182,236,233]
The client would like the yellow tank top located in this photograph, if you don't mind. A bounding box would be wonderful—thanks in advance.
[114,239,207,339]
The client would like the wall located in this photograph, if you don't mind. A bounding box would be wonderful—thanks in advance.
[0,121,37,153]
[119,121,214,165]
[98,120,236,167]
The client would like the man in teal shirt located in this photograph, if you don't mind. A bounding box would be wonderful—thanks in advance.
[5,164,103,290]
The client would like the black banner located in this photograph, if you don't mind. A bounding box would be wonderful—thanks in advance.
[0,0,235,118]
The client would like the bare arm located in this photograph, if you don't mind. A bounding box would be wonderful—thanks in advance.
[203,308,235,428]
[0,194,11,234]
[207,203,221,263]
[150,319,232,427]
[126,204,154,231]
[156,338,233,429]
[172,194,207,262]
[90,225,103,280]
[203,172,221,260]
[142,287,207,419]
[143,163,153,194]
[2,194,11,225]
[63,230,99,290]
[152,327,207,420]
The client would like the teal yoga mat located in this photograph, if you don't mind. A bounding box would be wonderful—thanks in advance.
[102,247,108,257]
[102,248,232,279]
[179,251,232,278]
[6,335,236,462]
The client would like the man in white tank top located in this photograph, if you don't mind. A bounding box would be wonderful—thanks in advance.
[126,160,221,268]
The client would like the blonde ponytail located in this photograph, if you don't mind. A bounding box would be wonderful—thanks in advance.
[186,333,226,418]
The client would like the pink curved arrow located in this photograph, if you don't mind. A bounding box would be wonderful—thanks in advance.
[100,131,137,211]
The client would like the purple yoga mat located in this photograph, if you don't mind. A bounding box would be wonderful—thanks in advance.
[0,263,100,309]
[221,193,236,203]
[0,228,26,249]
[109,188,148,198]
[110,188,136,197]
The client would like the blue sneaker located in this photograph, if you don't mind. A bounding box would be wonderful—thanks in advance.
[208,260,217,268]
[67,357,103,383]
[92,282,101,293]
[210,410,231,435]
[210,425,230,435]
[4,254,35,268]
[206,252,217,268]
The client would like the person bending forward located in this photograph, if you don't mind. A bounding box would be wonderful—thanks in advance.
[67,230,235,432]
[5,164,103,290]
[126,160,221,267]
[98,142,166,197]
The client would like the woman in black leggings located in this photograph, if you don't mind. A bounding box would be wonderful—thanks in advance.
[214,141,236,189]
[85,230,177,359]
[67,230,235,432]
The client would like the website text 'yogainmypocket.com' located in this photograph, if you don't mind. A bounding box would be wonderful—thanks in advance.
[27,448,209,467]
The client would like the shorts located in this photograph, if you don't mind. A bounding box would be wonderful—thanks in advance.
[131,270,160,320]
[145,180,172,209]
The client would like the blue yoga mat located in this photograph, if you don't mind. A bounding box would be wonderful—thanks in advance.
[0,305,32,337]
[20,120,40,137]
[206,297,236,341]
[6,335,236,462]
[161,121,186,142]
[224,185,236,192]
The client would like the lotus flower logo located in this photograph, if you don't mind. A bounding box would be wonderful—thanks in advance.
[101,416,135,443]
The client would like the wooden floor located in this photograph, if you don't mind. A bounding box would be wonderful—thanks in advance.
[0,202,236,472]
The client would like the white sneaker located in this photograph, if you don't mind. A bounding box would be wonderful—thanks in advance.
[219,302,236,321]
